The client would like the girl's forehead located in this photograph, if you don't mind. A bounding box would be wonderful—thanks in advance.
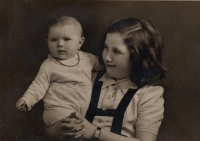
[105,33,129,52]
[105,33,125,44]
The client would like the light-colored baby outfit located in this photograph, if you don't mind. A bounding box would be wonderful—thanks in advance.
[21,51,102,126]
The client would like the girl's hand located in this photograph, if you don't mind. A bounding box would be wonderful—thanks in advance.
[45,112,77,141]
[16,99,28,111]
[45,120,74,141]
[62,113,86,139]
[45,112,85,140]
[63,114,96,140]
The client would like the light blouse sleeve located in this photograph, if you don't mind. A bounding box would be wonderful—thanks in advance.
[135,86,164,135]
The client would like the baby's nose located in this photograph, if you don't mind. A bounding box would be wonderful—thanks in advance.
[57,40,64,47]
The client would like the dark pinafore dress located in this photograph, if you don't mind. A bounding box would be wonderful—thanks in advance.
[86,71,138,137]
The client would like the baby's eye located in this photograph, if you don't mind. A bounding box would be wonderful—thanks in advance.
[51,38,57,42]
[64,38,70,41]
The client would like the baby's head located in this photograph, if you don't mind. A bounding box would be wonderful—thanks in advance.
[47,15,85,60]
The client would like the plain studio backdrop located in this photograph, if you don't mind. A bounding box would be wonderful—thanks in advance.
[0,1,200,141]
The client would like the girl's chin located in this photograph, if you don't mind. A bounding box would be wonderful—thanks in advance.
[107,70,130,80]
[106,71,120,79]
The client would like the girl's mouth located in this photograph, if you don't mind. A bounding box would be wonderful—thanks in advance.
[106,64,116,67]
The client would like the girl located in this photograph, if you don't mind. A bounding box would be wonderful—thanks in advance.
[45,17,167,141]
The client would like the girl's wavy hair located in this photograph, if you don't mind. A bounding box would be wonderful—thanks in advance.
[98,18,167,87]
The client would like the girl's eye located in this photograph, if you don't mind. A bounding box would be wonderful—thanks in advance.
[113,49,121,54]
[103,45,109,50]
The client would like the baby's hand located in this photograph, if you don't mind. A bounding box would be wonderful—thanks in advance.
[16,99,28,111]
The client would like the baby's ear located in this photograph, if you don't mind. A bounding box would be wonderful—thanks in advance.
[79,37,85,44]
[78,37,85,49]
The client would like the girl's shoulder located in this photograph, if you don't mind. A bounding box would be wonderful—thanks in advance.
[138,85,164,93]
[136,85,164,101]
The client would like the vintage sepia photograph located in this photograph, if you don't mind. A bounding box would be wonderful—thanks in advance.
[0,1,200,141]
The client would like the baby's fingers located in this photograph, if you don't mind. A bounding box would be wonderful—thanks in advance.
[16,99,26,108]
[16,101,22,109]
[19,106,27,111]
[18,104,28,111]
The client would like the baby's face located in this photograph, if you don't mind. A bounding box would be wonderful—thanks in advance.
[47,24,84,60]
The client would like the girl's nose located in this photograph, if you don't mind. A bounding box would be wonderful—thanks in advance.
[104,52,112,62]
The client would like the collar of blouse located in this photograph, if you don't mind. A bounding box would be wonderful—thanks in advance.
[99,72,138,94]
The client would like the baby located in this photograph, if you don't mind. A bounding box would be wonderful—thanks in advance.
[16,15,102,127]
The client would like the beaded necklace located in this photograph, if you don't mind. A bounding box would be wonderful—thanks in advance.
[53,52,80,67]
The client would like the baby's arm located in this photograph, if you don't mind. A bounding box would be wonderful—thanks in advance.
[90,54,104,72]
[16,60,52,111]
[16,99,28,111]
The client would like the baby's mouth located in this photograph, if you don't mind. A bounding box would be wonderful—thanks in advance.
[57,50,66,53]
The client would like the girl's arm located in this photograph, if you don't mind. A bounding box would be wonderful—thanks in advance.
[45,114,157,141]
[136,131,157,141]
[98,129,156,141]
[64,114,156,141]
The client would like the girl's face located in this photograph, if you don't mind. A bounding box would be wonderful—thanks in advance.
[102,33,133,80]
[47,24,84,60]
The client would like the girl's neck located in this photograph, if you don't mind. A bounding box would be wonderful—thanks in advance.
[114,77,130,85]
